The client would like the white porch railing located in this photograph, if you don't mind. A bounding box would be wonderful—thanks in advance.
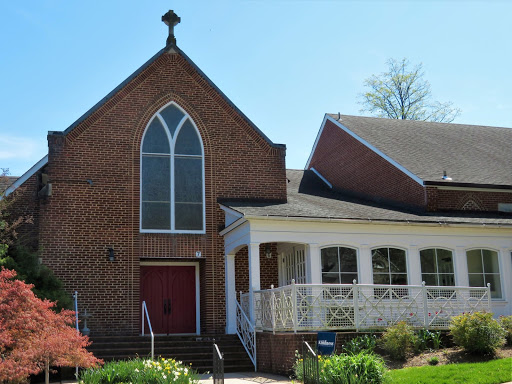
[243,281,491,333]
[235,296,257,371]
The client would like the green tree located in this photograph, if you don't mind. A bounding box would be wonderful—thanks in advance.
[360,58,460,122]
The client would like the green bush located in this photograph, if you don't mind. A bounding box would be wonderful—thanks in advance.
[379,322,418,360]
[342,334,377,355]
[449,312,505,355]
[498,315,512,345]
[294,352,386,384]
[415,330,442,351]
[79,357,197,384]
[427,356,439,365]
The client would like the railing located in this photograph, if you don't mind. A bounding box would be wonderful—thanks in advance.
[302,340,319,384]
[141,301,154,360]
[235,297,257,370]
[213,342,224,384]
[250,281,491,332]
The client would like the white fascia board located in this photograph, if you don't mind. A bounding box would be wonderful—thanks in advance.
[310,167,333,189]
[325,115,424,186]
[242,214,512,229]
[305,114,329,169]
[4,155,48,196]
[219,204,244,219]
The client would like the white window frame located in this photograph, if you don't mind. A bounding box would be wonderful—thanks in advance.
[140,102,205,234]
[370,246,409,285]
[466,248,503,300]
[418,247,456,286]
[320,245,360,284]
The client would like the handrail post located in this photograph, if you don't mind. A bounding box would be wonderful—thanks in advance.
[292,279,298,333]
[270,285,276,334]
[141,302,145,336]
[141,301,154,360]
[353,280,359,332]
[487,283,491,310]
[422,282,429,329]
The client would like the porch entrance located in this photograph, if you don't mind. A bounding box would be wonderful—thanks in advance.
[140,265,196,334]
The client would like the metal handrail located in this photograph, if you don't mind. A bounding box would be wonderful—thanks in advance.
[141,301,154,360]
[213,343,224,384]
[235,299,257,370]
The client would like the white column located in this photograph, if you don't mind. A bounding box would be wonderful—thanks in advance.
[306,243,322,284]
[500,247,511,315]
[455,246,469,287]
[408,245,423,285]
[248,242,261,324]
[225,253,236,334]
[359,244,373,284]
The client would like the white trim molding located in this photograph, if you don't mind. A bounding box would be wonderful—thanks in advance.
[4,155,48,196]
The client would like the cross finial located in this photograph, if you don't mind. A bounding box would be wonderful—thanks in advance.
[162,10,181,46]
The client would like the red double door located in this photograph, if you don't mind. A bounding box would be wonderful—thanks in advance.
[140,266,196,334]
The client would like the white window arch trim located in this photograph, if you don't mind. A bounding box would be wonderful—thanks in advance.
[418,246,457,286]
[319,245,360,284]
[140,101,206,234]
[465,247,504,300]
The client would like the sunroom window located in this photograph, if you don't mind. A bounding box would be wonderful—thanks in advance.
[321,247,358,284]
[420,248,455,286]
[141,103,204,232]
[466,249,502,299]
[372,247,408,285]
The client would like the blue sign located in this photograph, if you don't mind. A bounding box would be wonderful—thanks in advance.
[317,332,336,355]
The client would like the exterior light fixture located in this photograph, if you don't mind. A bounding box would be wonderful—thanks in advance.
[265,244,272,259]
[108,247,115,262]
[442,171,452,181]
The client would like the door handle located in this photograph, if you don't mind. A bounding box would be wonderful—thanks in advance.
[163,299,167,314]
[168,298,171,315]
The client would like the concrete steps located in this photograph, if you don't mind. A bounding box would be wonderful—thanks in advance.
[88,334,254,373]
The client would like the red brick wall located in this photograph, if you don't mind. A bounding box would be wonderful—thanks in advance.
[309,120,426,208]
[29,50,286,335]
[426,186,512,212]
[235,243,279,295]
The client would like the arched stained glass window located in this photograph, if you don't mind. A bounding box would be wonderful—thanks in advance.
[141,103,204,232]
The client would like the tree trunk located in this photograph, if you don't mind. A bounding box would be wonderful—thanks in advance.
[45,359,49,384]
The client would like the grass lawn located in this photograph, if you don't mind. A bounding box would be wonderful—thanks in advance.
[386,357,512,384]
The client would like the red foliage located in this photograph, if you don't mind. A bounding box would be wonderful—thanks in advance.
[0,268,102,383]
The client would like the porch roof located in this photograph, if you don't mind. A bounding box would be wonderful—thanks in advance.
[221,170,512,227]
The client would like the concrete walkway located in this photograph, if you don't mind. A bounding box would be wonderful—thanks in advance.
[198,372,293,384]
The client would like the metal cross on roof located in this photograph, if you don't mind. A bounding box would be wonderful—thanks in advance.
[162,10,181,46]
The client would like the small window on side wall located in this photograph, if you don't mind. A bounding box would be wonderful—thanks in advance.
[466,249,502,299]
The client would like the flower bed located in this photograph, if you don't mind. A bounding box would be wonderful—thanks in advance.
[79,357,198,384]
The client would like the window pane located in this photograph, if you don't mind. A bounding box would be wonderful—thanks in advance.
[391,274,408,285]
[420,249,436,273]
[389,248,406,273]
[175,119,202,155]
[373,274,390,285]
[468,274,485,288]
[422,273,437,286]
[321,248,339,273]
[438,274,455,286]
[174,158,202,203]
[437,250,454,273]
[141,202,170,230]
[482,250,499,273]
[175,203,203,230]
[339,248,357,272]
[160,105,184,137]
[467,250,483,273]
[340,273,357,284]
[322,273,340,284]
[142,118,170,154]
[142,155,170,202]
[372,249,388,273]
[485,274,502,298]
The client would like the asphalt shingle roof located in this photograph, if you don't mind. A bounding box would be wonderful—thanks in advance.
[328,114,512,187]
[223,170,512,226]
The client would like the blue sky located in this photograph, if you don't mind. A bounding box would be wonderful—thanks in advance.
[1,1,511,177]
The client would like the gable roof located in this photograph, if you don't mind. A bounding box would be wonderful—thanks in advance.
[319,114,512,188]
[221,170,512,227]
[50,44,284,150]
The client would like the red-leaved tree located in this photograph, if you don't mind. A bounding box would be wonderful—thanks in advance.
[0,268,102,383]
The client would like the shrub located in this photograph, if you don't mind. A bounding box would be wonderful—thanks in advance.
[79,357,197,384]
[427,356,439,365]
[294,352,386,384]
[379,322,418,360]
[498,315,512,346]
[415,330,442,351]
[450,312,505,355]
[342,334,377,355]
